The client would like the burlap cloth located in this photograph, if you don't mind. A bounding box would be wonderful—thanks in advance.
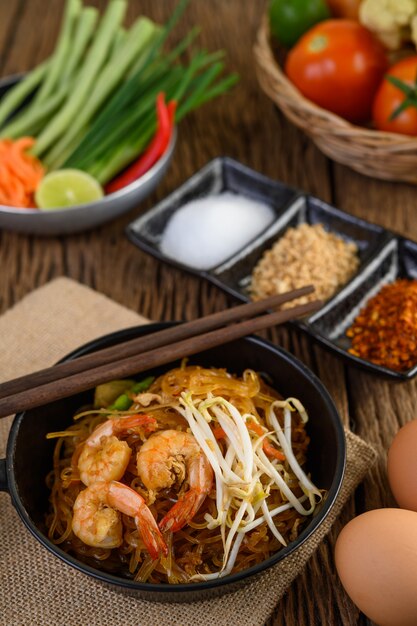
[0,278,376,626]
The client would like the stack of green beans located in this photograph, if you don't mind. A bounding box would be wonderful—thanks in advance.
[0,0,238,185]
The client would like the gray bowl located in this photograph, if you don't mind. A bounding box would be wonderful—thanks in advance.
[0,75,176,236]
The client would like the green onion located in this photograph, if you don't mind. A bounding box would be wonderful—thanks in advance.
[1,89,67,139]
[0,61,49,129]
[63,0,190,161]
[58,6,98,85]
[109,394,133,411]
[68,67,182,172]
[109,28,128,59]
[63,62,175,168]
[44,16,160,169]
[131,376,155,393]
[64,48,233,180]
[0,7,98,139]
[34,0,81,105]
[32,0,127,157]
[0,0,238,186]
[108,376,154,410]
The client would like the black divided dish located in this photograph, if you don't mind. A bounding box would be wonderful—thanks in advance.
[0,324,345,601]
[127,157,416,381]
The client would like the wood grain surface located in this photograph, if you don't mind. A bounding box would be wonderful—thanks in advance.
[1,2,416,624]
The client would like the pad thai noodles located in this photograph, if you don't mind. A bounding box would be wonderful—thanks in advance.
[45,363,323,584]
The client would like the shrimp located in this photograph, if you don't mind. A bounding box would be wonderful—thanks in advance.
[136,429,214,533]
[72,481,168,560]
[72,482,122,549]
[78,414,157,486]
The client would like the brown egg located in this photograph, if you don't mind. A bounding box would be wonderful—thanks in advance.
[335,508,417,626]
[388,419,417,511]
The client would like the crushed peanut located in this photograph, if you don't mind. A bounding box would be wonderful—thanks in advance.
[250,223,359,307]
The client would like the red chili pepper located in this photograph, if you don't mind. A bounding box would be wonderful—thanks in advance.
[106,92,177,194]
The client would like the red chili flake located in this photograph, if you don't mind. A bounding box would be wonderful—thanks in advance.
[346,279,417,371]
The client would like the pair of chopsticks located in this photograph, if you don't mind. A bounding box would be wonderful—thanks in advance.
[0,286,321,418]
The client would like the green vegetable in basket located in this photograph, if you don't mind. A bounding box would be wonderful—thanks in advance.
[268,0,330,48]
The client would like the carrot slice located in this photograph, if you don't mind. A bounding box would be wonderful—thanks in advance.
[212,426,226,440]
[0,136,45,208]
[247,420,286,461]
[213,419,286,462]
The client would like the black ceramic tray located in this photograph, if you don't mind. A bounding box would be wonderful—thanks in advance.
[126,157,416,381]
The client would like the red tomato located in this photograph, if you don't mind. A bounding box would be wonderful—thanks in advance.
[373,56,417,135]
[285,20,388,123]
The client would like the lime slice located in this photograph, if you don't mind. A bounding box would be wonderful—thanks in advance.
[35,169,104,210]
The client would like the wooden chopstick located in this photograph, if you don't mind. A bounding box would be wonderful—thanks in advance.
[0,285,314,400]
[0,293,321,418]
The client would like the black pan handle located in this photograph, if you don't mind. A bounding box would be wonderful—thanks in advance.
[0,458,8,492]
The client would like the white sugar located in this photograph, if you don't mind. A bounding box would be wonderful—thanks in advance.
[160,192,274,270]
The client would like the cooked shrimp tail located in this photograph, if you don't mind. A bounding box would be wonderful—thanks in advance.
[136,510,169,560]
[85,414,157,448]
[108,481,167,560]
[137,430,214,532]
[159,489,207,533]
[72,482,123,549]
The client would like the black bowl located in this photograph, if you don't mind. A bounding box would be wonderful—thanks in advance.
[0,323,346,601]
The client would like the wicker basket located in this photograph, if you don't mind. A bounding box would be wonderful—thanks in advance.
[254,16,417,184]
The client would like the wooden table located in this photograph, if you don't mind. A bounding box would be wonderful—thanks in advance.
[1,1,414,624]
